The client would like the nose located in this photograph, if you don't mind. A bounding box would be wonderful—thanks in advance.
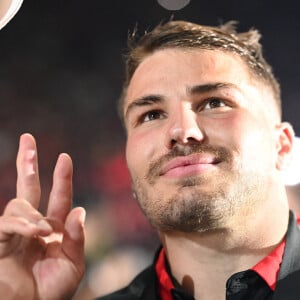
[165,105,205,149]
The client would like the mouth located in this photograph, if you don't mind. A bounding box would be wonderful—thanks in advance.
[159,153,220,179]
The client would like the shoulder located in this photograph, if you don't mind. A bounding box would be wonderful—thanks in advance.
[94,264,158,300]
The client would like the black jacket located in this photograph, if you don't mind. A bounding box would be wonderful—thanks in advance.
[96,211,300,300]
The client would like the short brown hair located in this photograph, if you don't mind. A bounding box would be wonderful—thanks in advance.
[119,20,281,120]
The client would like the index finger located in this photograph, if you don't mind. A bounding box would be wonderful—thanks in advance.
[16,133,41,208]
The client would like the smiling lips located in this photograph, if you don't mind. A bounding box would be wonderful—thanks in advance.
[159,153,219,178]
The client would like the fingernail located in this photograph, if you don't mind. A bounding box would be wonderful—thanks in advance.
[79,208,86,225]
[26,149,35,160]
[37,219,52,232]
[25,150,36,175]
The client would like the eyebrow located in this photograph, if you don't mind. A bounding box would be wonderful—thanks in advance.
[125,94,164,120]
[187,82,238,95]
[125,82,238,119]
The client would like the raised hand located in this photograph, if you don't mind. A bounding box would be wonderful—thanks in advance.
[0,133,85,300]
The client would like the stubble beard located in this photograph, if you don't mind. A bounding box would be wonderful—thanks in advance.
[131,144,267,233]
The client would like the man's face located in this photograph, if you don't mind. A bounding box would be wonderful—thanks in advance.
[124,48,285,233]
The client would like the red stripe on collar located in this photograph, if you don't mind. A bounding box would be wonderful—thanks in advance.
[155,248,174,300]
[251,215,300,290]
[251,239,286,291]
[156,235,288,299]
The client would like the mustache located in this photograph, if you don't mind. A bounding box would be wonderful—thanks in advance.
[146,144,232,183]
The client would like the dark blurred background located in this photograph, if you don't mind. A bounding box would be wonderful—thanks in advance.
[0,0,299,298]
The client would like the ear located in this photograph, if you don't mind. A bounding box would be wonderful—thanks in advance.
[275,122,295,170]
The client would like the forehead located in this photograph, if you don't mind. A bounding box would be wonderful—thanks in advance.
[125,48,255,107]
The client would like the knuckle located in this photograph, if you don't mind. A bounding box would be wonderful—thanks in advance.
[3,198,22,214]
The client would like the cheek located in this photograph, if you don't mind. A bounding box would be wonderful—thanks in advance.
[125,131,158,177]
[220,113,276,167]
[204,114,243,149]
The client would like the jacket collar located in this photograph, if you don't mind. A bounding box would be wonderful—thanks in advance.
[273,210,300,299]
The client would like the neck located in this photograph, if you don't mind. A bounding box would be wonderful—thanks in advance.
[159,197,290,300]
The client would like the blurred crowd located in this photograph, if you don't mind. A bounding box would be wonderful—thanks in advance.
[0,96,159,299]
[0,10,160,295]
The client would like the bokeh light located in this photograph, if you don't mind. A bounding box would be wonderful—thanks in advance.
[157,0,190,11]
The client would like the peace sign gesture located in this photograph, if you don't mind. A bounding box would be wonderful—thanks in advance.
[0,134,85,299]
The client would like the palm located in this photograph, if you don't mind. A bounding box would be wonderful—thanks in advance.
[31,240,81,299]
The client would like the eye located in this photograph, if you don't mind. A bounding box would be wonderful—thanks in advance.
[203,98,228,110]
[141,110,165,123]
